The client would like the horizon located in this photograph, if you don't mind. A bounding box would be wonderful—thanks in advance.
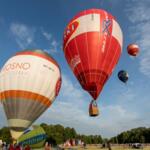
[0,122,149,139]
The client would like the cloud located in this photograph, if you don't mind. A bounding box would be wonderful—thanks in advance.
[0,72,148,137]
[9,24,60,53]
[126,0,150,77]
[125,0,150,23]
[99,105,139,137]
[37,98,142,137]
[116,86,136,103]
[41,29,52,41]
[60,74,85,101]
[36,73,89,132]
[43,41,59,54]
[36,74,146,138]
[49,39,59,53]
[41,28,60,54]
[10,23,36,49]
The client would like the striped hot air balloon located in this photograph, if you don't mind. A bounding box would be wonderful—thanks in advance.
[0,50,61,140]
[127,44,139,56]
[18,126,47,148]
[63,9,123,116]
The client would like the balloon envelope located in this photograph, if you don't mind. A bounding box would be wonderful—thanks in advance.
[63,9,123,100]
[127,44,139,56]
[118,70,129,83]
[0,50,61,140]
[18,126,46,148]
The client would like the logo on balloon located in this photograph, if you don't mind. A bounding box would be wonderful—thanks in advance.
[101,19,112,52]
[63,21,79,46]
[2,62,31,72]
[70,55,81,70]
[102,19,112,35]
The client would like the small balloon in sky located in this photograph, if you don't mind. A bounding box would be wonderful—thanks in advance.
[118,70,129,84]
[127,44,139,57]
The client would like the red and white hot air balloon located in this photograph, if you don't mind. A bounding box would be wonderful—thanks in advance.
[127,43,139,56]
[63,9,123,116]
[0,49,61,140]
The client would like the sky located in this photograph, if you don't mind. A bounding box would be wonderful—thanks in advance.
[0,0,150,138]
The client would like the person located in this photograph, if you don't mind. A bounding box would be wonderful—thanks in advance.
[8,144,14,150]
[102,143,106,148]
[107,141,112,150]
[83,142,86,149]
[14,145,21,150]
[2,143,7,150]
[24,145,30,150]
[44,142,51,150]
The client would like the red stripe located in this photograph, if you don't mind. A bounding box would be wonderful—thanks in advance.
[64,32,121,99]
[0,90,51,107]
[68,9,115,26]
[16,51,60,68]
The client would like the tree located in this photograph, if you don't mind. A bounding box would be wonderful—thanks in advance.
[0,127,12,143]
[63,127,77,141]
[110,127,150,144]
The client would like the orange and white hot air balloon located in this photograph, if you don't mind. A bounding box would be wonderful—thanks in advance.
[127,44,139,56]
[0,49,61,140]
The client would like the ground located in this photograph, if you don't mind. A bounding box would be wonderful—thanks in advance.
[60,145,150,150]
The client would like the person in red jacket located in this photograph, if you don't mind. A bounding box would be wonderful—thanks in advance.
[44,142,51,150]
[8,144,15,150]
[15,145,21,150]
[24,145,31,150]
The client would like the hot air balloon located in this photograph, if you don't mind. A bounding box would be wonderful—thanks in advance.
[63,9,123,116]
[127,44,139,56]
[0,49,61,140]
[18,126,47,149]
[118,70,129,83]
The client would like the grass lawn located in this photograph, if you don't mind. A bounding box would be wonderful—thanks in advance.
[61,145,150,150]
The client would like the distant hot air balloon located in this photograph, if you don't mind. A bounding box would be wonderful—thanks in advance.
[127,44,139,56]
[63,9,123,116]
[0,49,61,140]
[118,70,129,83]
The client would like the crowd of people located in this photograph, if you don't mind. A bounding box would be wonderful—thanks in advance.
[1,143,31,150]
[0,142,52,150]
[63,139,86,148]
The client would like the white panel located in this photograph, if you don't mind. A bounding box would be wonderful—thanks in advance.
[129,45,139,49]
[8,119,31,128]
[0,55,61,101]
[112,19,123,48]
[10,130,24,140]
[65,14,100,48]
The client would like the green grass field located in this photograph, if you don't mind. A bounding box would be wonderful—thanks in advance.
[61,145,150,150]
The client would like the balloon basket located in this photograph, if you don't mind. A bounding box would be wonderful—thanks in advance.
[89,100,99,117]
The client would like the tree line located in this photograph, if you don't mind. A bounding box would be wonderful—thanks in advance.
[40,123,103,145]
[110,127,150,144]
[0,124,150,145]
[0,124,103,145]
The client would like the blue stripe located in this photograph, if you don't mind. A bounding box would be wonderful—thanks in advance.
[19,134,47,145]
